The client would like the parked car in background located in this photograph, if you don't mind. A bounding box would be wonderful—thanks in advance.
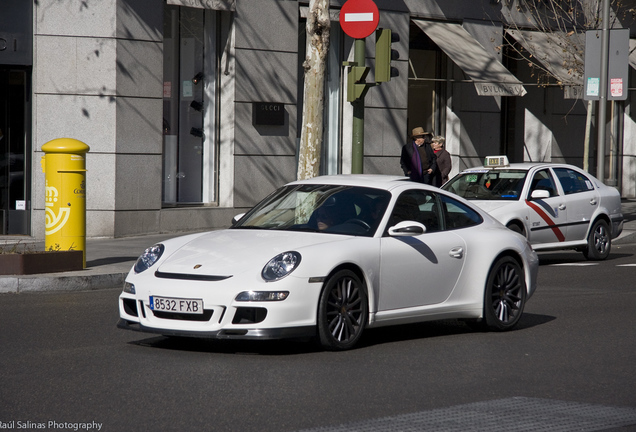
[119,175,538,351]
[442,156,623,260]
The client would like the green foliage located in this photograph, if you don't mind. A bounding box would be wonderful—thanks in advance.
[46,242,77,252]
[0,241,36,255]
[0,241,76,254]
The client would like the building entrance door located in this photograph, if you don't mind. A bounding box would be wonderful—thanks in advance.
[0,68,31,235]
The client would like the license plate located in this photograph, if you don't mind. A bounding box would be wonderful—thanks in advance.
[149,296,204,314]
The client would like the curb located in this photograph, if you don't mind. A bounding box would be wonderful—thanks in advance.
[0,272,127,294]
[613,230,636,245]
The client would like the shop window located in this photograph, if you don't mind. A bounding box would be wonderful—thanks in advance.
[0,68,31,235]
[162,5,219,205]
[407,22,445,136]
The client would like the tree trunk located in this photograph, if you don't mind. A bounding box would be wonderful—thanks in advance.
[297,0,330,180]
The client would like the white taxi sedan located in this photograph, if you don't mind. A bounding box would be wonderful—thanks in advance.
[442,156,623,260]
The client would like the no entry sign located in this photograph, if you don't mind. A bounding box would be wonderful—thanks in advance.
[339,0,379,39]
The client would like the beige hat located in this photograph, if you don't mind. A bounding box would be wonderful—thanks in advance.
[411,127,426,138]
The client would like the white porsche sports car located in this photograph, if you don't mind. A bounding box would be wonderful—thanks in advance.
[118,175,538,350]
[442,156,623,260]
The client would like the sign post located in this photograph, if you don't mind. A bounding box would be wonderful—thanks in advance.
[340,0,379,40]
[584,25,629,187]
[584,28,629,102]
[340,0,379,174]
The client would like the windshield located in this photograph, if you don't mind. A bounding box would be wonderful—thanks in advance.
[442,170,528,201]
[232,185,391,237]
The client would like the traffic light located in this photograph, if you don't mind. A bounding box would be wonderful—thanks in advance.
[346,65,370,102]
[375,28,400,82]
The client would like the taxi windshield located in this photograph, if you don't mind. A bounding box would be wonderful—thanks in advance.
[442,170,528,201]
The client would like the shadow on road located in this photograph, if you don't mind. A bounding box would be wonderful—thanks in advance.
[538,251,632,265]
[128,335,322,355]
[125,313,556,355]
[86,257,137,267]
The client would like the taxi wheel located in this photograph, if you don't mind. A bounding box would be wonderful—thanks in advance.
[317,270,368,351]
[483,256,526,331]
[583,219,611,260]
[506,222,526,238]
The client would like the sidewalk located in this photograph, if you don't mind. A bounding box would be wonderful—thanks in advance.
[2,200,636,294]
[0,232,181,293]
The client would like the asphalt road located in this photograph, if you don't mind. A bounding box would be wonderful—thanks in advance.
[1,244,635,432]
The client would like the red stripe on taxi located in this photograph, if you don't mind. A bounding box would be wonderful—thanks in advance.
[525,200,565,242]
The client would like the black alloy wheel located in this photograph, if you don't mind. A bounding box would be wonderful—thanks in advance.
[317,269,368,350]
[483,256,526,331]
[583,219,611,260]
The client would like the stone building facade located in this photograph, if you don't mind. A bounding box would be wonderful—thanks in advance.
[1,0,634,238]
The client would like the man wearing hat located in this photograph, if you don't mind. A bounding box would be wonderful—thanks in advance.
[400,127,437,184]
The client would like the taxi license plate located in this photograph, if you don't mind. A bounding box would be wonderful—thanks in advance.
[149,296,204,314]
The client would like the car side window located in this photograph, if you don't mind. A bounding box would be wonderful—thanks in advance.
[439,194,483,230]
[529,169,558,198]
[387,190,443,234]
[553,168,594,195]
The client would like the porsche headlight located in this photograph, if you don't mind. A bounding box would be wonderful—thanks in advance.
[134,244,165,274]
[261,251,301,281]
[235,291,289,301]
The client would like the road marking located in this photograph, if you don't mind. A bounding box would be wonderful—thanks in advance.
[295,397,636,432]
[550,263,599,266]
[344,13,374,22]
[616,264,636,267]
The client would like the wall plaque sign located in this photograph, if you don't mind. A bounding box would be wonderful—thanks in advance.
[253,103,285,126]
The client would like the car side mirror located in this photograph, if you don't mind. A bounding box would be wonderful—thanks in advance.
[388,221,427,237]
[232,213,245,225]
[530,190,550,200]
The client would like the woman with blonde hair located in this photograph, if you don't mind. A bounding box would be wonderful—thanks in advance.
[431,135,451,186]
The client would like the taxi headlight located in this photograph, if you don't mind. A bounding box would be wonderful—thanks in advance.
[134,244,165,274]
[261,251,301,281]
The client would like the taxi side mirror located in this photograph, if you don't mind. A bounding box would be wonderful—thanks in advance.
[530,190,550,200]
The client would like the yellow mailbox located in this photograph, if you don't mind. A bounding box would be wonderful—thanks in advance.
[41,138,90,268]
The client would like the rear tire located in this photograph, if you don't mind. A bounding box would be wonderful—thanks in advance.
[483,256,526,331]
[317,270,368,351]
[583,219,611,261]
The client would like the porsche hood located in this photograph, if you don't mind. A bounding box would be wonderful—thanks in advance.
[154,229,340,277]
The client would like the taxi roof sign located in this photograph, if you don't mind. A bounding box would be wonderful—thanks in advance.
[484,155,510,167]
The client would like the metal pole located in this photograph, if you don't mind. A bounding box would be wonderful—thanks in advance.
[609,101,623,188]
[351,38,365,174]
[583,100,593,172]
[596,0,610,183]
[608,101,616,186]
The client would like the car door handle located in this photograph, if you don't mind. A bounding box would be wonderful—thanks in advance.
[558,204,566,210]
[590,198,597,205]
[449,247,463,259]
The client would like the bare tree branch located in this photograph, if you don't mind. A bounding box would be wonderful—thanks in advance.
[498,0,635,86]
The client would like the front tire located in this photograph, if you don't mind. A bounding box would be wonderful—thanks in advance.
[317,270,368,351]
[506,221,526,238]
[483,256,526,331]
[583,219,611,260]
